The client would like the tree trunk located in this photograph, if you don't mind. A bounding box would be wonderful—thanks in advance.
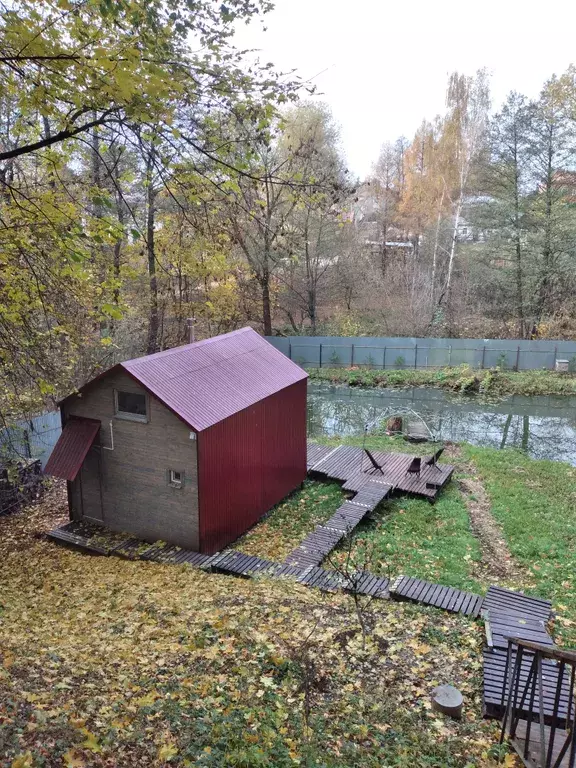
[145,151,159,354]
[537,134,554,321]
[430,188,445,310]
[261,269,272,336]
[445,197,462,304]
[112,161,124,312]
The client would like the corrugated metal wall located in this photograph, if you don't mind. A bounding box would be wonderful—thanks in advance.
[198,379,307,553]
[0,410,62,470]
[267,335,576,371]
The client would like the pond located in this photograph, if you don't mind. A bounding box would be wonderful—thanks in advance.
[307,383,576,465]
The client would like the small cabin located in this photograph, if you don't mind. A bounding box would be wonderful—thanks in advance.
[45,328,308,553]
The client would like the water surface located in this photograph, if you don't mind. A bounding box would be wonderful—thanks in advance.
[307,383,576,465]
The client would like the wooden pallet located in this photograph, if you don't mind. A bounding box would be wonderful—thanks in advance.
[483,647,573,721]
[297,566,390,597]
[484,608,553,650]
[482,585,552,623]
[210,550,278,576]
[511,718,574,767]
[47,525,109,555]
[322,501,373,533]
[390,575,484,617]
[139,542,215,568]
[307,443,336,471]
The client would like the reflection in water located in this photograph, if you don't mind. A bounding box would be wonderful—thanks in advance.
[307,383,576,465]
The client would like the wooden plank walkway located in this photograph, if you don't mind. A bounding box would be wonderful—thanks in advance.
[481,585,560,723]
[482,585,552,623]
[483,647,572,721]
[308,441,454,502]
[283,478,391,568]
[284,525,347,568]
[511,718,574,767]
[390,574,484,618]
[46,521,110,555]
[483,609,553,650]
[298,567,390,598]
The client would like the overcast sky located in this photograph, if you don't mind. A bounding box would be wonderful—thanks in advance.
[233,0,576,178]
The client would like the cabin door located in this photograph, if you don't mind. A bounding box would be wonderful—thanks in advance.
[79,446,104,522]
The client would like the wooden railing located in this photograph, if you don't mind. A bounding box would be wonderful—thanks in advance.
[500,638,576,767]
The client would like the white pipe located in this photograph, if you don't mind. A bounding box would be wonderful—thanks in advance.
[102,420,114,451]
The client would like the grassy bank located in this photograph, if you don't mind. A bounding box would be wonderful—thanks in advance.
[308,365,576,396]
[462,444,576,644]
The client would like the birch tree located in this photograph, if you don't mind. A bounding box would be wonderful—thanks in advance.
[436,70,490,316]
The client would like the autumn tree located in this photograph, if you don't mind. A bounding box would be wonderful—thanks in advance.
[433,70,490,324]
[0,0,300,421]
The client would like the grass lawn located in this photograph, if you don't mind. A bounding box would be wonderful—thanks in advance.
[0,495,503,767]
[312,435,483,593]
[235,479,344,561]
[308,365,576,397]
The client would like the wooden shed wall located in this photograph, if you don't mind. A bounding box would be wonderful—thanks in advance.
[65,370,199,549]
[198,379,307,553]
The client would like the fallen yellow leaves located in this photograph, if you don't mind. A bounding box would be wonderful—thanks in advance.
[0,484,505,767]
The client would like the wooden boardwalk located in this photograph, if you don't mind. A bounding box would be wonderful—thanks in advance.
[283,477,392,568]
[481,586,561,722]
[390,575,484,618]
[307,441,454,502]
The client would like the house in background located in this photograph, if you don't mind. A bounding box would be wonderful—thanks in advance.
[45,328,308,553]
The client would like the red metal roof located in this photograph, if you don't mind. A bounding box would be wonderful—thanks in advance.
[120,327,308,431]
[44,417,101,481]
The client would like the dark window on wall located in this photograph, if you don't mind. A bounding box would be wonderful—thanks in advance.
[115,390,147,422]
[168,469,184,488]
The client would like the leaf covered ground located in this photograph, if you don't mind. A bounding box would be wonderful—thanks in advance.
[0,487,507,767]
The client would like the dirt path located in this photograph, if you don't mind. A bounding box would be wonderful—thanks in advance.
[445,444,519,583]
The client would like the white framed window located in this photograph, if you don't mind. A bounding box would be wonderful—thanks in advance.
[114,390,148,422]
[169,469,183,488]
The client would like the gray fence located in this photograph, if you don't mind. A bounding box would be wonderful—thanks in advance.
[0,410,62,469]
[266,335,576,372]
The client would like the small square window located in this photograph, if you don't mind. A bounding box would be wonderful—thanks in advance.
[169,469,183,488]
[115,390,147,422]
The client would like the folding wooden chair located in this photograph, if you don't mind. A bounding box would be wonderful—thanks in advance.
[406,456,421,478]
[425,446,444,470]
[364,448,385,475]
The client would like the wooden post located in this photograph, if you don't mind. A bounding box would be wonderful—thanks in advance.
[448,345,452,366]
[288,341,292,360]
[414,344,418,369]
[382,347,386,369]
[554,344,558,370]
[319,343,323,368]
[351,343,354,367]
[515,346,520,372]
[481,345,486,369]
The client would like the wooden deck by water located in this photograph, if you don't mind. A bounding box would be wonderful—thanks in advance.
[307,441,454,501]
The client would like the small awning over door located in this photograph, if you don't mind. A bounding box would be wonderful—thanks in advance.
[44,417,101,481]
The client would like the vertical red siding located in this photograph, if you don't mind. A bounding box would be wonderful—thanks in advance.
[198,379,307,553]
